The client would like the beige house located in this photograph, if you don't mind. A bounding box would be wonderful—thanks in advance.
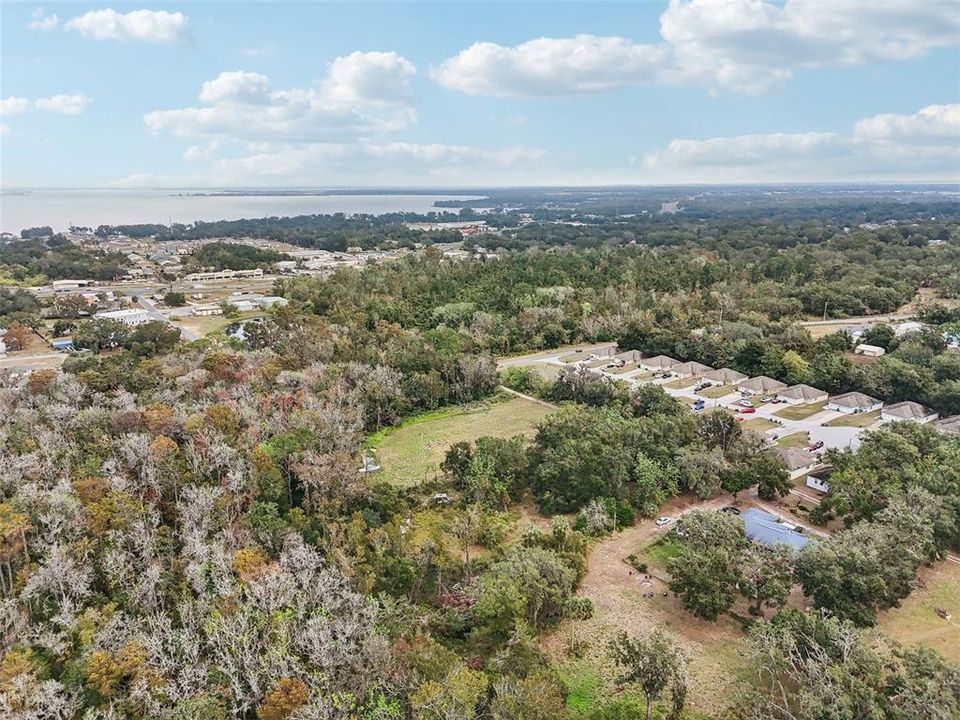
[738,375,787,396]
[702,367,748,386]
[772,447,820,480]
[639,355,679,372]
[827,392,882,414]
[777,384,828,406]
[672,361,714,379]
[934,415,960,436]
[881,401,938,424]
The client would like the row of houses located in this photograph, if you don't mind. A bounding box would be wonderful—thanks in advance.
[571,347,959,440]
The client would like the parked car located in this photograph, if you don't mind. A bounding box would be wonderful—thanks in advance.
[740,407,756,414]
[655,516,674,527]
[808,440,825,451]
[735,416,745,422]
[738,399,754,408]
[760,395,773,403]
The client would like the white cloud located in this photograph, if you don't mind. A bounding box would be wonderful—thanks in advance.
[0,94,91,117]
[0,98,33,117]
[28,8,59,31]
[65,8,187,43]
[434,0,960,96]
[144,52,418,142]
[33,94,92,115]
[853,104,960,144]
[433,35,668,97]
[183,139,223,162]
[641,103,960,181]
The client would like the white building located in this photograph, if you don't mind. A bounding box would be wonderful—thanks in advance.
[806,466,833,493]
[854,343,886,357]
[184,268,264,282]
[52,279,94,290]
[827,392,882,414]
[192,303,223,317]
[773,447,820,480]
[94,308,152,326]
[881,401,938,424]
[893,321,924,338]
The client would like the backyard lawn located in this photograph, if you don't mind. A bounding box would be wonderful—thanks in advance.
[774,400,827,421]
[825,410,882,428]
[878,561,960,663]
[369,396,555,486]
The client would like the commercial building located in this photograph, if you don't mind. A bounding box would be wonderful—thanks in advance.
[94,308,152,326]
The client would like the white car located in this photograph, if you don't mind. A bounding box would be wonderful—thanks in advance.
[738,399,754,408]
[655,516,674,527]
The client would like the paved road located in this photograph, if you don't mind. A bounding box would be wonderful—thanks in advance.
[137,296,200,342]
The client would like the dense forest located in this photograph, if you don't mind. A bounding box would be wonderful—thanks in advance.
[184,242,291,272]
[1,203,959,719]
[0,235,128,283]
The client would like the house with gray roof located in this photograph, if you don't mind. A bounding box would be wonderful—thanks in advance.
[672,361,714,379]
[639,355,679,371]
[738,375,787,396]
[881,401,938,424]
[777,383,828,405]
[702,367,747,386]
[827,391,882,415]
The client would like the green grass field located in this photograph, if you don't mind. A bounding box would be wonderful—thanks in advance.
[369,396,555,486]
[825,410,882,428]
[774,400,827,420]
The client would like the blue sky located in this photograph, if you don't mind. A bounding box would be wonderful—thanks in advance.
[2,1,959,187]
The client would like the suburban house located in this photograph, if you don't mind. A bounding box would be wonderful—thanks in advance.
[738,375,787,396]
[806,465,833,494]
[94,308,151,326]
[777,383,828,405]
[854,343,886,357]
[702,367,748,386]
[639,355,679,371]
[612,349,643,365]
[772,447,820,480]
[827,391,883,414]
[881,401,939,424]
[934,415,960,437]
[672,360,713,378]
[739,508,812,551]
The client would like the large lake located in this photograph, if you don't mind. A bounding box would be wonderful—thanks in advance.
[0,189,485,234]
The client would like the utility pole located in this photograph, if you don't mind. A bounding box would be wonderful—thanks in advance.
[823,301,829,321]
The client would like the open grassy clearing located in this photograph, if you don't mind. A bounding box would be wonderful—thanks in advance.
[698,384,735,399]
[878,561,960,663]
[774,400,827,420]
[369,396,555,487]
[664,376,699,389]
[741,417,779,432]
[824,410,882,428]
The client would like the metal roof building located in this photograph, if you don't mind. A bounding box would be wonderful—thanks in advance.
[739,508,812,552]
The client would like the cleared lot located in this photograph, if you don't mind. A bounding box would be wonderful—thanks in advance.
[878,561,960,663]
[370,396,554,487]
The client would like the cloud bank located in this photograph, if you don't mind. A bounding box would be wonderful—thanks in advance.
[434,0,960,96]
